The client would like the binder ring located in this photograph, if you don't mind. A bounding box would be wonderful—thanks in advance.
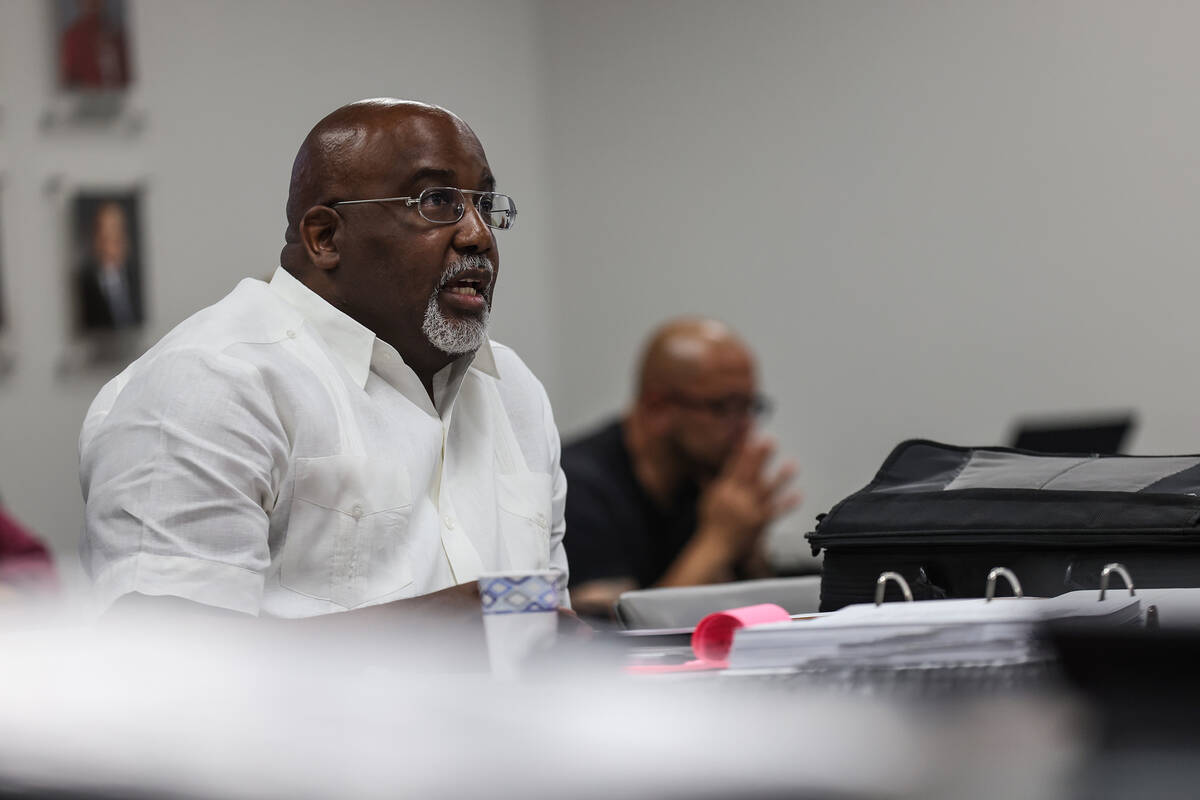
[874,571,914,606]
[1099,563,1136,601]
[985,567,1023,602]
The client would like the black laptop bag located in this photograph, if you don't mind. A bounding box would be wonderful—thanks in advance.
[807,440,1200,612]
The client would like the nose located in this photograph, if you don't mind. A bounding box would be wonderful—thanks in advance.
[452,198,494,254]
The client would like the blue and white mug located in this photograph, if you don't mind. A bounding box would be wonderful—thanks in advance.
[477,569,562,678]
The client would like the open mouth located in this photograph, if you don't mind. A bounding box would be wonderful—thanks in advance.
[438,266,492,314]
[445,278,484,297]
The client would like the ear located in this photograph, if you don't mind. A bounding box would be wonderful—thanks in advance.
[299,206,341,272]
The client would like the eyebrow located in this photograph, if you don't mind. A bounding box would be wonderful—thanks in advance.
[407,167,456,187]
[405,166,497,192]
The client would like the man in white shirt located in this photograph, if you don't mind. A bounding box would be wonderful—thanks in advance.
[79,99,569,622]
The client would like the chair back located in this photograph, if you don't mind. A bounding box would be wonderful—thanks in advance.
[615,575,822,630]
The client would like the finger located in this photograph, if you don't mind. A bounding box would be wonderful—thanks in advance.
[764,458,799,496]
[733,436,774,483]
[716,436,749,480]
[770,489,804,519]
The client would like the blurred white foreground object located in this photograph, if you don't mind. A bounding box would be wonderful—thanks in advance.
[0,601,1085,800]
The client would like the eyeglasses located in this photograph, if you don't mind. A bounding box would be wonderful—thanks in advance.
[670,393,773,420]
[331,187,517,230]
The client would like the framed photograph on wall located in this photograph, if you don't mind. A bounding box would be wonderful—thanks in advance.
[0,190,7,333]
[0,186,12,378]
[55,0,133,92]
[71,191,144,334]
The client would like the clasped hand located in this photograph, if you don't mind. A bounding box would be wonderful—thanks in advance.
[696,435,802,560]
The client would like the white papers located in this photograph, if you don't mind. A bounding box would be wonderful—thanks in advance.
[727,591,1140,671]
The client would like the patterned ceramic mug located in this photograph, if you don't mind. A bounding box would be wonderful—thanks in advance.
[478,569,562,678]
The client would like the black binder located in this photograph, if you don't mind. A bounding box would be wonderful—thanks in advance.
[807,440,1200,611]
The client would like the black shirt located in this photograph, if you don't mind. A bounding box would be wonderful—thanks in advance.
[562,418,699,589]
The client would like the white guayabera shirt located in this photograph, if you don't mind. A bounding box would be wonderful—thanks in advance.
[79,267,569,617]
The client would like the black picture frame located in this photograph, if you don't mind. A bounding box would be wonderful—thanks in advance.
[71,191,144,335]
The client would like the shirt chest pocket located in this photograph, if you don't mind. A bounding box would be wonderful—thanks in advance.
[495,471,553,571]
[282,455,415,609]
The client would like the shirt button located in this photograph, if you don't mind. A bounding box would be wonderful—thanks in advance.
[351,504,363,519]
[286,329,297,339]
[444,515,455,529]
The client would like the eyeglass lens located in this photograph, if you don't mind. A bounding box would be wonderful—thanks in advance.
[675,394,772,419]
[719,395,771,419]
[417,188,516,230]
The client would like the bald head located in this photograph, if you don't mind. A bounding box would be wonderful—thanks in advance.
[636,317,753,399]
[283,98,479,248]
[628,317,760,478]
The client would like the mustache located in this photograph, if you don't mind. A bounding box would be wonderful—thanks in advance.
[438,254,494,290]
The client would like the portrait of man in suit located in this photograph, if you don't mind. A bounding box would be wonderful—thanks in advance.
[0,195,7,332]
[74,193,144,332]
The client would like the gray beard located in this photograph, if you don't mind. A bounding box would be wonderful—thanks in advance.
[421,254,493,355]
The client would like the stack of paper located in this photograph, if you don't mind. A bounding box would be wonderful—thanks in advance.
[727,590,1140,671]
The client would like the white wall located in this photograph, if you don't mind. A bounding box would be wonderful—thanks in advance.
[0,0,556,583]
[7,0,1200,582]
[542,0,1200,546]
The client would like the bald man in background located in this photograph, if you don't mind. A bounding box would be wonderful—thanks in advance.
[563,318,801,619]
[80,99,569,625]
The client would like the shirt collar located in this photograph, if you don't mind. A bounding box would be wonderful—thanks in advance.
[270,266,375,387]
[268,266,500,388]
[470,336,499,379]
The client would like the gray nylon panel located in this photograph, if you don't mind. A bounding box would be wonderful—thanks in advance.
[945,451,1200,492]
[871,444,971,493]
[1045,456,1200,491]
[946,453,1090,490]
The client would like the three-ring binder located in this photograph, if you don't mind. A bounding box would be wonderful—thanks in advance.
[1099,562,1135,601]
[874,571,913,605]
[872,562,1138,606]
[985,567,1023,602]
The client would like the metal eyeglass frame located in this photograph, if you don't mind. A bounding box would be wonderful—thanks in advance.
[669,392,774,421]
[331,187,517,230]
